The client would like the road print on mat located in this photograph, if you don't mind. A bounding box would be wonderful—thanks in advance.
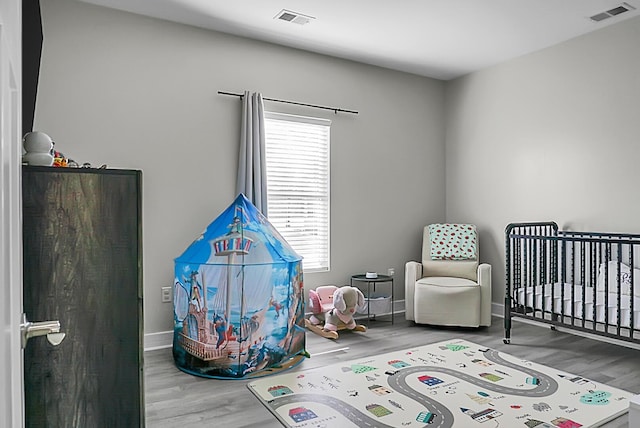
[248,339,632,428]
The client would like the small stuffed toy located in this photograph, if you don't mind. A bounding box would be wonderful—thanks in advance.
[307,285,366,339]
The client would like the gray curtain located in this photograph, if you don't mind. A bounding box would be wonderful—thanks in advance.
[236,91,268,216]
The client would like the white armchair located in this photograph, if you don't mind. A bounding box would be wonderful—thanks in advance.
[405,224,491,327]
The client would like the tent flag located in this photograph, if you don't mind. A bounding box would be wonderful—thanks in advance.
[172,194,306,379]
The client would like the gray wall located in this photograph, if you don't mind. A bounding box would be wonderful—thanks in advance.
[36,0,639,335]
[445,15,640,304]
[35,0,446,334]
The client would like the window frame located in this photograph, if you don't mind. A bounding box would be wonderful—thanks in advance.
[264,111,331,273]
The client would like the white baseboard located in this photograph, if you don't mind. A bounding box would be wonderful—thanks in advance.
[144,330,173,351]
[492,302,640,350]
[145,300,638,351]
[492,302,504,318]
[144,299,408,352]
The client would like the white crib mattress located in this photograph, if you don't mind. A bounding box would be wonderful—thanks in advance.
[514,283,640,328]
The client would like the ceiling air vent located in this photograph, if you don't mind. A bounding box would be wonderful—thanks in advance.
[589,2,636,22]
[274,9,315,25]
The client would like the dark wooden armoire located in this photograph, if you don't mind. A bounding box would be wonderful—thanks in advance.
[22,166,144,427]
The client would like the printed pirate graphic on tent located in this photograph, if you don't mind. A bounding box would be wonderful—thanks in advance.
[172,194,307,379]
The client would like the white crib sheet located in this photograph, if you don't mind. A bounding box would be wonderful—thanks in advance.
[515,283,640,328]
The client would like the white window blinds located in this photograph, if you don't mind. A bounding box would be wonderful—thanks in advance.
[264,111,331,272]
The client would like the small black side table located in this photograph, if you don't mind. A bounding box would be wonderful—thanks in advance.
[350,274,394,325]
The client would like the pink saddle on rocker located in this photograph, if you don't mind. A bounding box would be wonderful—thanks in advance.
[308,285,338,315]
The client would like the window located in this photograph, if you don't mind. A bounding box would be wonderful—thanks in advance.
[264,111,330,272]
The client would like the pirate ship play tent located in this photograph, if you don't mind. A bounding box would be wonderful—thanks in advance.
[173,194,306,378]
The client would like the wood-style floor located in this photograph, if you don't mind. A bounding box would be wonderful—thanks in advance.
[144,316,640,427]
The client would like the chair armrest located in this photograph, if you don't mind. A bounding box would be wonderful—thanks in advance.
[405,261,423,321]
[477,263,492,326]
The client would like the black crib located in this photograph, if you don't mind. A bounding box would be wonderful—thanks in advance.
[504,222,640,345]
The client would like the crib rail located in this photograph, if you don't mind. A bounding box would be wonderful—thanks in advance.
[504,222,640,345]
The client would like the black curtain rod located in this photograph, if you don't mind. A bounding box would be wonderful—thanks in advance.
[218,91,358,115]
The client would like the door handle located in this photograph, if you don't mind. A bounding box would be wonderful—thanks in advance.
[20,313,66,348]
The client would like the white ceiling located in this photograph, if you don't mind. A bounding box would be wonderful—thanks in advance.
[76,0,639,80]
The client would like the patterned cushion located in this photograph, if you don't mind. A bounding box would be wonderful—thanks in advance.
[429,224,477,260]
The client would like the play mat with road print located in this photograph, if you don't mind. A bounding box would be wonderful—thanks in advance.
[248,339,632,428]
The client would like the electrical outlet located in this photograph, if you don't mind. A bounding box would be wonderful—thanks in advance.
[161,286,172,303]
[387,268,395,276]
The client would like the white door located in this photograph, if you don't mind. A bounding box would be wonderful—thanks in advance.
[0,0,24,427]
